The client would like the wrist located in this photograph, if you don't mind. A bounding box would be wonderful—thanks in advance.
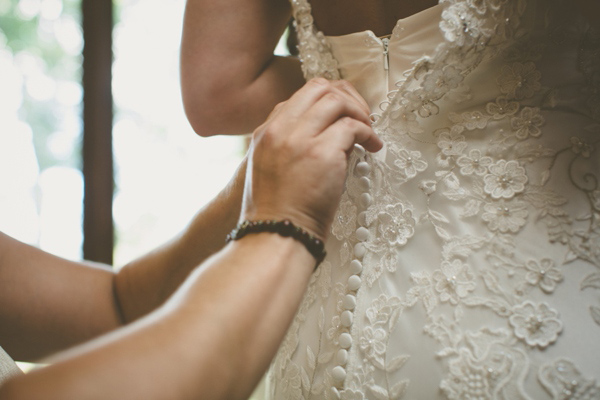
[240,208,329,243]
[221,161,246,211]
[227,219,327,269]
[226,231,315,272]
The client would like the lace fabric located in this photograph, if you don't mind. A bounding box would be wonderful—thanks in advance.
[0,346,22,387]
[268,1,600,399]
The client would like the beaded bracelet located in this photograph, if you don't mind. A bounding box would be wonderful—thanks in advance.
[226,219,327,268]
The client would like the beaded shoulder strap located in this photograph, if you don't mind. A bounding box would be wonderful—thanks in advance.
[288,0,340,80]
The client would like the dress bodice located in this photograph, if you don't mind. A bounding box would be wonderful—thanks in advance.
[0,345,21,387]
[268,1,600,399]
[325,5,444,114]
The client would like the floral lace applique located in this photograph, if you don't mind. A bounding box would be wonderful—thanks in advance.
[440,1,495,47]
[440,340,531,399]
[497,62,542,99]
[524,258,563,293]
[280,361,305,400]
[332,195,357,241]
[271,0,600,398]
[510,107,545,139]
[449,110,491,130]
[356,294,408,400]
[486,96,520,119]
[433,259,477,305]
[457,148,493,176]
[483,159,528,199]
[268,259,332,397]
[508,301,563,348]
[481,199,529,233]
[539,359,600,399]
[391,148,428,179]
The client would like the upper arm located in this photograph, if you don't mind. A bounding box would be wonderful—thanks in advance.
[0,232,122,361]
[180,0,305,136]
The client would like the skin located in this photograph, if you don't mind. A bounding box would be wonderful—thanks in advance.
[0,79,383,400]
[0,158,247,362]
[180,0,436,137]
[180,0,599,137]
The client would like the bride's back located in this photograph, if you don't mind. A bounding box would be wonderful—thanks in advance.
[308,0,439,36]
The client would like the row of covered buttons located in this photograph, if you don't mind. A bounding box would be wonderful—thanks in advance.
[331,144,372,399]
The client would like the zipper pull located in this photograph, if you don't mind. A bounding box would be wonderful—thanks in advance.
[382,37,389,70]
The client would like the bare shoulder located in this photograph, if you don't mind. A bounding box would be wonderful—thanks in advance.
[307,0,438,37]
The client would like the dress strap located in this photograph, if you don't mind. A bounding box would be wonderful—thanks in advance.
[288,0,340,80]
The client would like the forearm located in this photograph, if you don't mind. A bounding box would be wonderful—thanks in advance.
[0,234,315,400]
[0,233,122,361]
[0,75,382,400]
[114,160,246,322]
[0,160,245,359]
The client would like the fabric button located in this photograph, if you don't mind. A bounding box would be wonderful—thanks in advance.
[354,243,366,258]
[356,161,371,176]
[343,294,357,310]
[348,275,362,291]
[336,349,349,365]
[350,259,363,274]
[360,193,372,207]
[341,310,353,327]
[332,366,347,383]
[329,386,342,400]
[358,176,371,191]
[353,144,366,157]
[358,211,368,227]
[339,332,353,349]
[330,386,341,399]
[356,227,370,242]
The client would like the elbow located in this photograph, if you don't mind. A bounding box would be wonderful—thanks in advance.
[182,82,253,137]
[182,95,219,137]
[185,102,256,138]
[184,104,226,138]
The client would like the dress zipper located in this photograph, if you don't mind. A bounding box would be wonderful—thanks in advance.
[382,37,390,71]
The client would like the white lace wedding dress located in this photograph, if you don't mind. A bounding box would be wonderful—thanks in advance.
[0,346,22,387]
[266,0,600,399]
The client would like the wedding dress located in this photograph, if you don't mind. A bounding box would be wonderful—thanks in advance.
[0,346,22,386]
[266,0,600,399]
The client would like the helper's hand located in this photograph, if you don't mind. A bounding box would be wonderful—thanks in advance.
[241,78,383,241]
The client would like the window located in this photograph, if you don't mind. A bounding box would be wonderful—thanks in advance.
[112,0,245,266]
[0,0,245,265]
[0,0,84,259]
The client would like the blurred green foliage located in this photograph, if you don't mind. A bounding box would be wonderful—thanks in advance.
[0,0,82,171]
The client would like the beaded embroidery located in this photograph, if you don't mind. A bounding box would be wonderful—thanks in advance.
[268,1,600,398]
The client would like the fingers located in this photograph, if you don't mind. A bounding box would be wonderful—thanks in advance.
[359,132,384,153]
[302,79,381,152]
[276,78,332,119]
[317,116,383,155]
[329,80,370,115]
[264,100,287,121]
[252,78,382,157]
[293,91,372,140]
[277,78,371,127]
